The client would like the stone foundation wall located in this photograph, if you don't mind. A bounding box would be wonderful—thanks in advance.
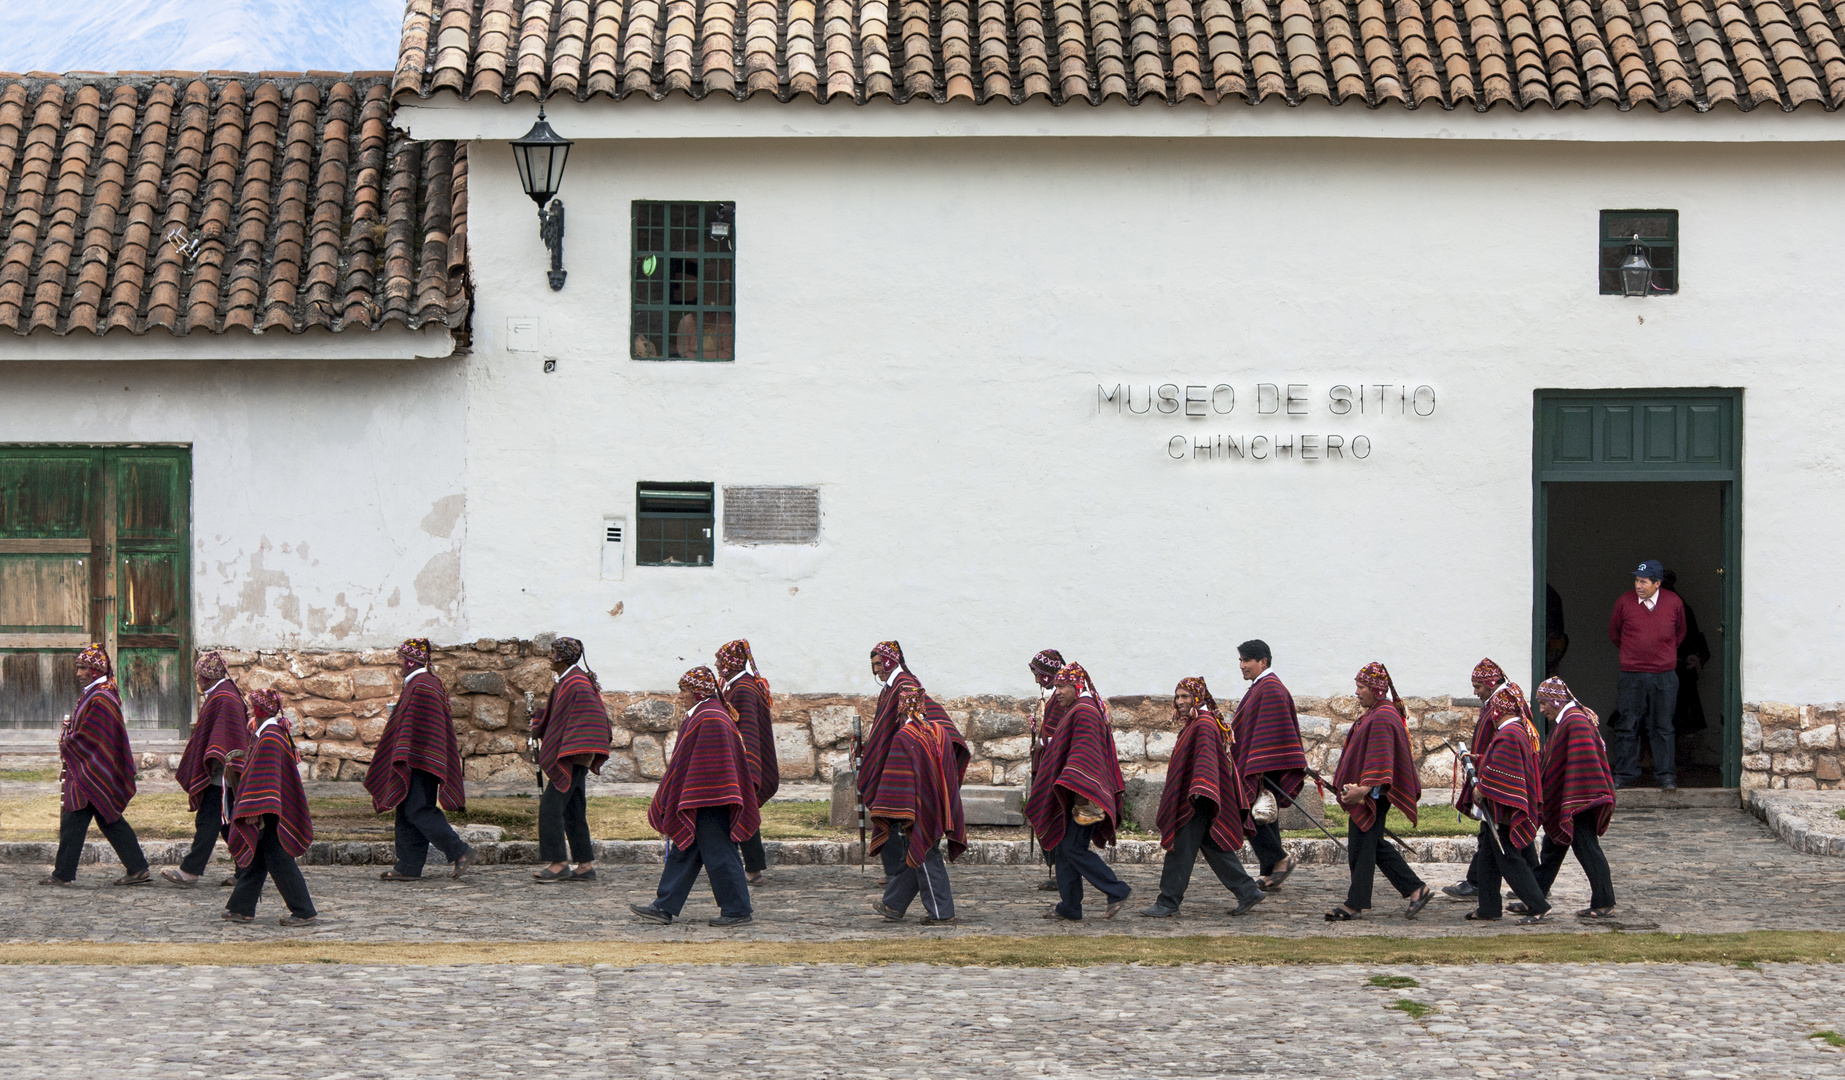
[1742,702,1842,790]
[189,641,1493,793]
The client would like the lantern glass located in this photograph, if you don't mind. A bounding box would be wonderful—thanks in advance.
[1619,240,1652,298]
[511,113,573,207]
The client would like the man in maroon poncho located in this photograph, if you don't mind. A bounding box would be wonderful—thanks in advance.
[1444,657,1541,900]
[1142,677,1265,919]
[45,644,151,887]
[631,667,760,927]
[365,638,472,881]
[1230,639,1308,890]
[163,651,250,886]
[718,638,778,885]
[531,636,613,884]
[1026,662,1132,920]
[1024,649,1064,890]
[868,685,970,925]
[1327,662,1433,921]
[1466,679,1552,925]
[859,641,921,886]
[1523,676,1618,919]
[223,690,317,925]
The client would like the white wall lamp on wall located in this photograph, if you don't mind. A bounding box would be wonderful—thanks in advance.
[1618,234,1654,298]
[510,108,574,291]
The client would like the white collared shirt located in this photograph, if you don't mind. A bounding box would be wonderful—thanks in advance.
[1640,591,1659,611]
[83,674,108,692]
[1253,668,1278,685]
[723,666,746,690]
[883,665,905,688]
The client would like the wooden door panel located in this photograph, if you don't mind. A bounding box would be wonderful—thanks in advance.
[116,456,181,540]
[0,554,88,631]
[117,647,184,730]
[118,551,181,636]
[0,650,80,730]
[0,455,91,538]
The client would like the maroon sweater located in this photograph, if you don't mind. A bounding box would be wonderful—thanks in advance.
[1607,589,1685,673]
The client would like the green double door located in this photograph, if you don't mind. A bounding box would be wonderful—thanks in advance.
[0,446,191,730]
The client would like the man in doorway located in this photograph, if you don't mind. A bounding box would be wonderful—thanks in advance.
[1607,559,1686,790]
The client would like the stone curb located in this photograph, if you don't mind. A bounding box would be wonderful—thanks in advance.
[1745,788,1845,857]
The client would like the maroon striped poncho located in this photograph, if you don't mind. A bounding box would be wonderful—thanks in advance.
[175,679,249,811]
[1025,696,1125,851]
[61,678,138,823]
[729,672,779,805]
[1334,702,1421,831]
[532,666,613,792]
[363,670,465,813]
[647,699,761,850]
[1458,684,1525,815]
[1539,704,1615,845]
[856,670,921,805]
[1476,719,1543,850]
[1157,711,1249,852]
[228,719,314,866]
[868,709,971,867]
[1230,672,1307,804]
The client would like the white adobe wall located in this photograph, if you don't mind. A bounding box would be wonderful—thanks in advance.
[458,134,1843,703]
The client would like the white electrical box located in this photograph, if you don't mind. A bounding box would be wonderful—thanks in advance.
[600,516,626,580]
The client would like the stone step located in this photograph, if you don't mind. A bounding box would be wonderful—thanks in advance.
[1616,788,1740,810]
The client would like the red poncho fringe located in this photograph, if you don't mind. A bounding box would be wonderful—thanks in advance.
[647,699,761,850]
[1334,702,1421,831]
[1231,674,1307,804]
[868,711,971,866]
[228,720,314,866]
[1025,696,1126,851]
[729,672,779,805]
[1157,712,1250,852]
[175,680,249,811]
[61,679,137,823]
[533,666,613,792]
[1540,705,1616,845]
[856,670,920,805]
[364,670,465,813]
[1476,719,1544,850]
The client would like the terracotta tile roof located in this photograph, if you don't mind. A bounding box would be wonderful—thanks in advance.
[0,73,469,338]
[391,0,1845,110]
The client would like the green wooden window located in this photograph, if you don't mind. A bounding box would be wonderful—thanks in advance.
[631,201,735,361]
[1599,209,1678,295]
[636,482,715,567]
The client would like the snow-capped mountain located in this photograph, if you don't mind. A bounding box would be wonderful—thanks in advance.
[0,0,402,75]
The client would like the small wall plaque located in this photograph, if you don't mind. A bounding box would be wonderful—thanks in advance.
[723,486,819,545]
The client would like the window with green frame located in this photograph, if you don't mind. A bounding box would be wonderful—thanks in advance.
[1599,209,1678,295]
[631,201,735,360]
[635,482,715,567]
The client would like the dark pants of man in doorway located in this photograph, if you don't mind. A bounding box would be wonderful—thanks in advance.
[652,806,752,919]
[1053,817,1131,920]
[53,804,149,882]
[739,831,768,875]
[1614,670,1678,787]
[538,764,594,865]
[180,784,229,877]
[1534,810,1617,911]
[393,768,472,878]
[880,823,953,920]
[227,816,317,919]
[1151,801,1263,913]
[1473,820,1550,919]
[1343,807,1422,912]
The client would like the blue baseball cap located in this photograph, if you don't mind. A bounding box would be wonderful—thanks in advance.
[1633,559,1664,580]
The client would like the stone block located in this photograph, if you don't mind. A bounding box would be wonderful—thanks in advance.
[830,769,861,829]
[1115,730,1146,761]
[1297,715,1334,740]
[1800,724,1838,750]
[816,748,850,782]
[962,759,995,786]
[960,784,1023,825]
[1742,752,1773,771]
[1816,755,1842,782]
[1741,769,1770,790]
[608,725,633,749]
[352,701,384,719]
[1759,702,1802,724]
[1773,752,1813,775]
[358,718,387,745]
[358,649,398,666]
[1145,730,1177,762]
[1122,776,1162,834]
[772,723,816,779]
[1763,728,1799,752]
[322,718,357,741]
[603,751,638,782]
[1276,789,1329,833]
[296,699,351,719]
[946,711,970,735]
[472,697,510,731]
[1418,747,1458,787]
[301,718,325,738]
[982,734,1031,761]
[1421,710,1468,729]
[242,669,301,695]
[1328,695,1362,720]
[631,735,666,778]
[301,673,354,700]
[509,660,556,694]
[1788,776,1820,790]
[313,757,342,781]
[624,697,679,733]
[336,759,367,782]
[966,707,1028,741]
[806,705,861,748]
[1742,714,1763,752]
[316,652,357,671]
[459,671,507,695]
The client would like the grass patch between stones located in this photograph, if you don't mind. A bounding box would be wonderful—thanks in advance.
[1387,998,1433,1019]
[1367,974,1420,988]
[1812,1031,1845,1048]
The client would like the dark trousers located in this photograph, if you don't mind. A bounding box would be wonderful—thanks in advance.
[53,803,148,882]
[1614,670,1679,785]
[739,830,767,874]
[1249,774,1288,877]
[393,768,471,877]
[226,816,317,919]
[1535,810,1617,910]
[880,823,953,919]
[1154,803,1262,911]
[653,806,752,919]
[1343,805,1422,911]
[1464,833,1537,886]
[879,822,909,878]
[538,764,594,863]
[1054,817,1130,919]
[1474,820,1550,918]
[181,784,229,876]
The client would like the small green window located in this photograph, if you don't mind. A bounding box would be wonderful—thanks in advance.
[1599,209,1678,295]
[636,482,715,567]
[631,201,735,361]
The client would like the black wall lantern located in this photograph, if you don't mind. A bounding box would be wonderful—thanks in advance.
[511,107,573,291]
[1618,233,1653,298]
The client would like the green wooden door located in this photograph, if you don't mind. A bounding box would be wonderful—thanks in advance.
[0,446,190,730]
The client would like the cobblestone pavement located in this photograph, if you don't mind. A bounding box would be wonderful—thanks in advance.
[3,810,1841,943]
[4,960,1845,1078]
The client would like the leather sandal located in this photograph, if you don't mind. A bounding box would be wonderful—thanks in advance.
[450,851,471,880]
[160,868,199,886]
[1465,911,1501,921]
[221,910,253,923]
[1324,905,1360,921]
[1577,906,1618,919]
[39,874,71,887]
[113,869,152,887]
[1404,885,1434,920]
[532,866,570,883]
[1262,856,1297,891]
[379,870,421,881]
[1517,911,1552,925]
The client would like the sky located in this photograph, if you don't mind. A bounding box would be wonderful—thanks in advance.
[0,0,402,74]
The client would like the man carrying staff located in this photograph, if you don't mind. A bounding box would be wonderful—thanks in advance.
[868,684,970,925]
[860,641,921,887]
[1142,677,1264,919]
[1523,676,1618,920]
[163,651,249,886]
[1466,683,1552,925]
[1444,658,1541,900]
[1326,662,1432,921]
[43,644,151,887]
[1025,648,1065,891]
[630,667,758,927]
[718,639,777,886]
[531,637,613,884]
[1229,640,1307,891]
[1027,662,1132,921]
[223,690,317,926]
[365,638,472,881]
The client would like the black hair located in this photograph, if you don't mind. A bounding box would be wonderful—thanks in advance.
[1237,639,1271,663]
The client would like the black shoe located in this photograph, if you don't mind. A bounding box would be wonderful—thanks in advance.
[1138,904,1178,918]
[708,913,753,927]
[629,903,672,925]
[1659,780,1678,792]
[1441,881,1477,899]
[1229,892,1266,917]
[919,915,958,926]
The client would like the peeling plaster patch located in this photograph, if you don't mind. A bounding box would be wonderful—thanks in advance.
[414,550,462,613]
[328,592,360,639]
[305,605,329,635]
[276,593,302,626]
[234,540,297,623]
[387,587,401,608]
[421,495,465,539]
